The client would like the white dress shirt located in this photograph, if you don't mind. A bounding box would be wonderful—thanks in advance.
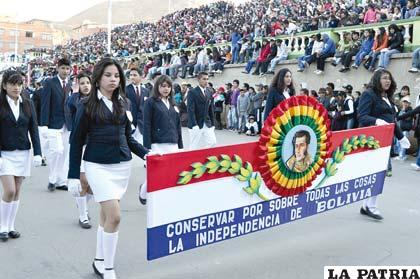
[7,95,22,121]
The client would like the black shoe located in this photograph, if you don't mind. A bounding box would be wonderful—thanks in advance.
[360,206,383,220]
[41,158,47,166]
[139,184,147,205]
[79,219,92,229]
[251,72,259,75]
[0,232,9,242]
[331,62,337,67]
[56,185,68,191]
[266,71,275,74]
[8,231,20,239]
[92,259,104,277]
[339,67,349,72]
[48,183,56,192]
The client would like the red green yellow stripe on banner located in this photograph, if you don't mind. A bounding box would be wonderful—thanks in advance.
[258,96,332,197]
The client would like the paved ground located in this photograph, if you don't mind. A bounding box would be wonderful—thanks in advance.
[1,129,419,279]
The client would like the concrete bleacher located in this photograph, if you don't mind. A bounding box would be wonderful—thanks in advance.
[180,53,418,100]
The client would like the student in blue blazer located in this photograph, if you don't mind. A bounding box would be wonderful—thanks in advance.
[187,72,216,149]
[40,58,73,191]
[0,70,42,241]
[67,58,148,279]
[66,72,93,229]
[357,69,410,220]
[139,75,183,205]
[125,68,150,144]
[263,68,295,121]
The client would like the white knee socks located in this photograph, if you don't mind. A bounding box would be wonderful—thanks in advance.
[96,226,104,259]
[8,200,19,231]
[0,200,12,233]
[103,231,119,271]
[75,196,88,221]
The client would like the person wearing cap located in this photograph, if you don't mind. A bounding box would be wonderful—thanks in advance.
[340,84,355,129]
[395,96,413,161]
[244,115,258,136]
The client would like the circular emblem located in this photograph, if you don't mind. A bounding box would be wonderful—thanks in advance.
[258,96,332,197]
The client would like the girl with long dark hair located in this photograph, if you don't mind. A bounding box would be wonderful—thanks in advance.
[377,24,404,70]
[364,27,388,71]
[139,75,183,205]
[66,72,93,229]
[263,68,295,120]
[358,69,410,220]
[0,70,42,241]
[68,58,148,279]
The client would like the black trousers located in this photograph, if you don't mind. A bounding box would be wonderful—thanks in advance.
[341,49,360,68]
[316,53,334,71]
[253,61,268,74]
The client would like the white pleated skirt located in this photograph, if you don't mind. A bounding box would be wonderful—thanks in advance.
[0,150,31,177]
[151,143,179,154]
[84,160,132,203]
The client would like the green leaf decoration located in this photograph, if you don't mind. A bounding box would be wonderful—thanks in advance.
[207,156,219,162]
[243,187,254,194]
[177,172,192,184]
[220,154,231,161]
[316,134,381,189]
[249,177,259,192]
[256,173,262,185]
[206,161,219,174]
[176,154,267,201]
[235,174,248,182]
[245,162,253,173]
[219,160,231,172]
[233,154,242,166]
[229,162,241,174]
[191,162,203,169]
[192,166,206,178]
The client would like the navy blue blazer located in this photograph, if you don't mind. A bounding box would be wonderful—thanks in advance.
[187,86,215,129]
[125,84,150,133]
[143,97,183,149]
[31,88,42,125]
[263,88,294,120]
[66,92,89,132]
[68,97,149,179]
[0,98,41,157]
[357,89,403,139]
[40,76,73,129]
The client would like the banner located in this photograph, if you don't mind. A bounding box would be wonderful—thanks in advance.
[146,96,394,261]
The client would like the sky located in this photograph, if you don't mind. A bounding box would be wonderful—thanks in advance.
[0,0,248,22]
[0,0,111,22]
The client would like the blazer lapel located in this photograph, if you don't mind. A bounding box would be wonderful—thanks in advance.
[196,86,206,102]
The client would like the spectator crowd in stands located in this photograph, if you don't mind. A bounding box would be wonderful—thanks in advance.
[24,0,420,74]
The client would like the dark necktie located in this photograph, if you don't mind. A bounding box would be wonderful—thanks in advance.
[135,86,140,104]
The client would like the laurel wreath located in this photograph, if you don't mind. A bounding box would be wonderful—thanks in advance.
[316,135,380,188]
[177,154,268,201]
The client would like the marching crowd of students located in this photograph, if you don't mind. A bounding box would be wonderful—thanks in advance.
[0,51,419,278]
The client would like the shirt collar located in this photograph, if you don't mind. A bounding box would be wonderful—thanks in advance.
[6,95,23,105]
[58,76,68,84]
[97,90,123,101]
